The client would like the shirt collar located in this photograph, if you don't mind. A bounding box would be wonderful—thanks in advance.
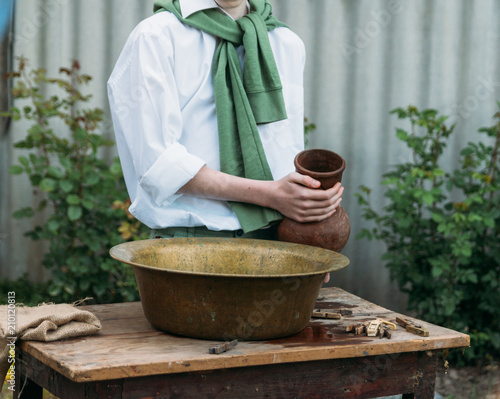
[179,0,250,19]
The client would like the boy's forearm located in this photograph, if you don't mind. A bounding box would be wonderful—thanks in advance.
[178,165,344,223]
[177,165,274,208]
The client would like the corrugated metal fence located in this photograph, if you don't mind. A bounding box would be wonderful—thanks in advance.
[1,0,499,310]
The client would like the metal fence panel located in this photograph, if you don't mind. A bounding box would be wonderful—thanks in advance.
[1,0,499,310]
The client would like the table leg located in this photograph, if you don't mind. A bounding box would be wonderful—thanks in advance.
[402,351,438,399]
[13,369,43,399]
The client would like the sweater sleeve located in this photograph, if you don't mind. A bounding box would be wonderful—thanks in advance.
[107,24,206,206]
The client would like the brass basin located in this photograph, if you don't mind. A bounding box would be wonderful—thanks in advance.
[110,238,349,340]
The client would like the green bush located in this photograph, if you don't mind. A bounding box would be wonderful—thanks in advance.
[0,274,52,306]
[357,104,500,364]
[3,58,148,304]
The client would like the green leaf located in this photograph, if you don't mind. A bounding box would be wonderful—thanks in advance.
[12,207,34,219]
[59,157,72,170]
[18,155,29,167]
[442,297,457,316]
[461,147,474,157]
[88,239,101,252]
[9,165,23,175]
[59,180,73,193]
[461,246,472,257]
[436,115,449,124]
[468,273,478,284]
[28,125,43,141]
[422,192,434,206]
[81,199,94,210]
[47,219,60,233]
[467,214,482,223]
[40,178,57,192]
[74,127,88,142]
[84,172,100,186]
[437,223,448,233]
[10,107,21,121]
[431,213,443,223]
[13,141,28,149]
[382,177,399,185]
[66,194,80,205]
[67,205,82,221]
[110,162,122,176]
[390,107,408,119]
[37,199,47,211]
[399,217,412,228]
[30,174,42,186]
[421,109,438,119]
[432,168,445,177]
[396,128,408,141]
[431,265,443,278]
[355,229,373,240]
[47,166,64,179]
[359,185,372,194]
[484,217,495,228]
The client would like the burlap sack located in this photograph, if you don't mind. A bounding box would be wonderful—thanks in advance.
[0,303,101,388]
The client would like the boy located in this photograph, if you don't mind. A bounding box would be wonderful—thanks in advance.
[108,0,343,241]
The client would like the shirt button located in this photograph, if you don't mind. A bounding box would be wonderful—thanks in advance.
[236,229,244,237]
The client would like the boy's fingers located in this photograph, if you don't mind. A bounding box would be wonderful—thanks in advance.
[302,175,321,189]
[289,172,321,189]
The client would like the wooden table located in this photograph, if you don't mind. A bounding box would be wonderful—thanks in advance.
[14,288,469,399]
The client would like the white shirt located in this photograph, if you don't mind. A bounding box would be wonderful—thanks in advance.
[107,0,305,230]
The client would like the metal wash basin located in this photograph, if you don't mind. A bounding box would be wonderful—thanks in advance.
[110,237,349,340]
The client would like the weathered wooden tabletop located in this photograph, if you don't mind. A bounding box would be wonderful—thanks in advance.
[19,287,469,384]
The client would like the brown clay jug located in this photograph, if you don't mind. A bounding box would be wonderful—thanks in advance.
[277,149,351,252]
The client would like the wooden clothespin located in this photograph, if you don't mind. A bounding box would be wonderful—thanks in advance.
[311,309,342,319]
[379,326,393,339]
[345,322,369,336]
[209,339,238,354]
[355,324,367,335]
[366,319,396,337]
[366,320,382,337]
[346,319,395,339]
[380,319,397,330]
[396,317,429,337]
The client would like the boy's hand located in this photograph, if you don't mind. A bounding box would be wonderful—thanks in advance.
[270,172,344,223]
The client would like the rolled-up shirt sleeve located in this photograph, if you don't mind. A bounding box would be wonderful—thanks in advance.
[108,25,206,207]
[139,142,205,206]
